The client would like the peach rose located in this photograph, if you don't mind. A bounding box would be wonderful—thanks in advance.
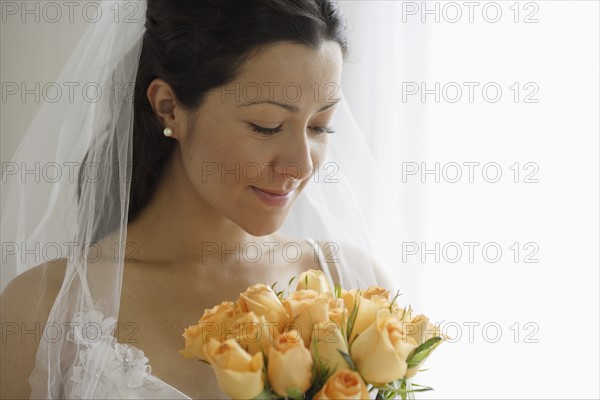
[228,312,280,356]
[180,301,240,361]
[237,283,289,333]
[405,314,440,346]
[267,329,313,397]
[404,314,444,379]
[362,285,391,301]
[203,338,264,399]
[296,269,334,296]
[282,289,329,347]
[342,286,392,344]
[314,369,371,400]
[327,297,349,330]
[310,321,350,374]
[350,308,418,385]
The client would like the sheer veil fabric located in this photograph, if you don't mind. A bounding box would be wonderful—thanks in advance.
[0,1,411,397]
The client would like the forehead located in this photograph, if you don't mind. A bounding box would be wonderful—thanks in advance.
[226,41,344,104]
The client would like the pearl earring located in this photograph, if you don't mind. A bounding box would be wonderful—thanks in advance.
[163,127,173,137]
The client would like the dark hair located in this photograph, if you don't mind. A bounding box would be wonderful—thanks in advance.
[129,0,349,222]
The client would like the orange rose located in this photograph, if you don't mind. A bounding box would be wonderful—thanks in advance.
[314,369,371,399]
[296,269,334,296]
[342,286,392,344]
[310,321,350,374]
[282,289,329,347]
[404,314,444,378]
[267,329,313,397]
[350,308,418,385]
[327,297,349,329]
[237,283,288,332]
[180,301,240,361]
[203,338,264,399]
[228,312,279,356]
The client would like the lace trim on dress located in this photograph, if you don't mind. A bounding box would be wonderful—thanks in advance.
[65,306,163,399]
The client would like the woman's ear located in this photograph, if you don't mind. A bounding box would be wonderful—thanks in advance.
[146,78,186,140]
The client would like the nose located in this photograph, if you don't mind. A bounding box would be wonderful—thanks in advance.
[273,127,315,182]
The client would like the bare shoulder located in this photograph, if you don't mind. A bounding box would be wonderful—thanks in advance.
[2,258,67,306]
[1,258,67,323]
[0,258,66,399]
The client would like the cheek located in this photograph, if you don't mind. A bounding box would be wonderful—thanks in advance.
[179,123,262,186]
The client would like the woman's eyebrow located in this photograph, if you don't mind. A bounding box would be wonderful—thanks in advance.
[238,97,341,113]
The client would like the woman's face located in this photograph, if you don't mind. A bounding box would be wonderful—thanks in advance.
[172,41,343,236]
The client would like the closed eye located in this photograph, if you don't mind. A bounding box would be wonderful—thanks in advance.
[248,123,283,135]
[309,126,336,134]
[248,123,335,136]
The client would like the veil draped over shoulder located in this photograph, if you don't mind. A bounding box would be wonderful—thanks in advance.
[0,1,411,397]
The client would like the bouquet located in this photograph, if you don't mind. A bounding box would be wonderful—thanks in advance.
[181,269,446,399]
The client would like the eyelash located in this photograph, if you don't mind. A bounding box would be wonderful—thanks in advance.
[248,123,335,136]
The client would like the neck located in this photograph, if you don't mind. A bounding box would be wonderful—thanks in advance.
[125,156,259,265]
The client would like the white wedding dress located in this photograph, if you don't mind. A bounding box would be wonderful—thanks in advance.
[65,237,338,399]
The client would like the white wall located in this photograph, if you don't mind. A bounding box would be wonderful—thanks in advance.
[1,3,90,164]
[339,1,599,398]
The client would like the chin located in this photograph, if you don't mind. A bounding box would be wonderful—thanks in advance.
[246,227,278,237]
[239,213,288,237]
[243,221,282,237]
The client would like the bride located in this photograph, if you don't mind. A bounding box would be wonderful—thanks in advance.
[0,1,403,398]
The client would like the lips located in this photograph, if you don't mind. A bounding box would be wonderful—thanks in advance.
[252,187,293,196]
[250,186,296,207]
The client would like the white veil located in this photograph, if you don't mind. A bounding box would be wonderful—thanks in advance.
[0,1,411,397]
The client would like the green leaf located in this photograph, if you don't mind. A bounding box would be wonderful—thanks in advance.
[288,276,296,287]
[252,389,273,400]
[305,274,309,289]
[346,290,361,345]
[389,290,402,313]
[254,355,282,400]
[411,382,434,389]
[337,299,348,340]
[337,349,357,371]
[305,351,332,400]
[311,328,324,365]
[406,337,443,369]
[334,282,342,299]
[370,379,434,400]
[286,387,304,400]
